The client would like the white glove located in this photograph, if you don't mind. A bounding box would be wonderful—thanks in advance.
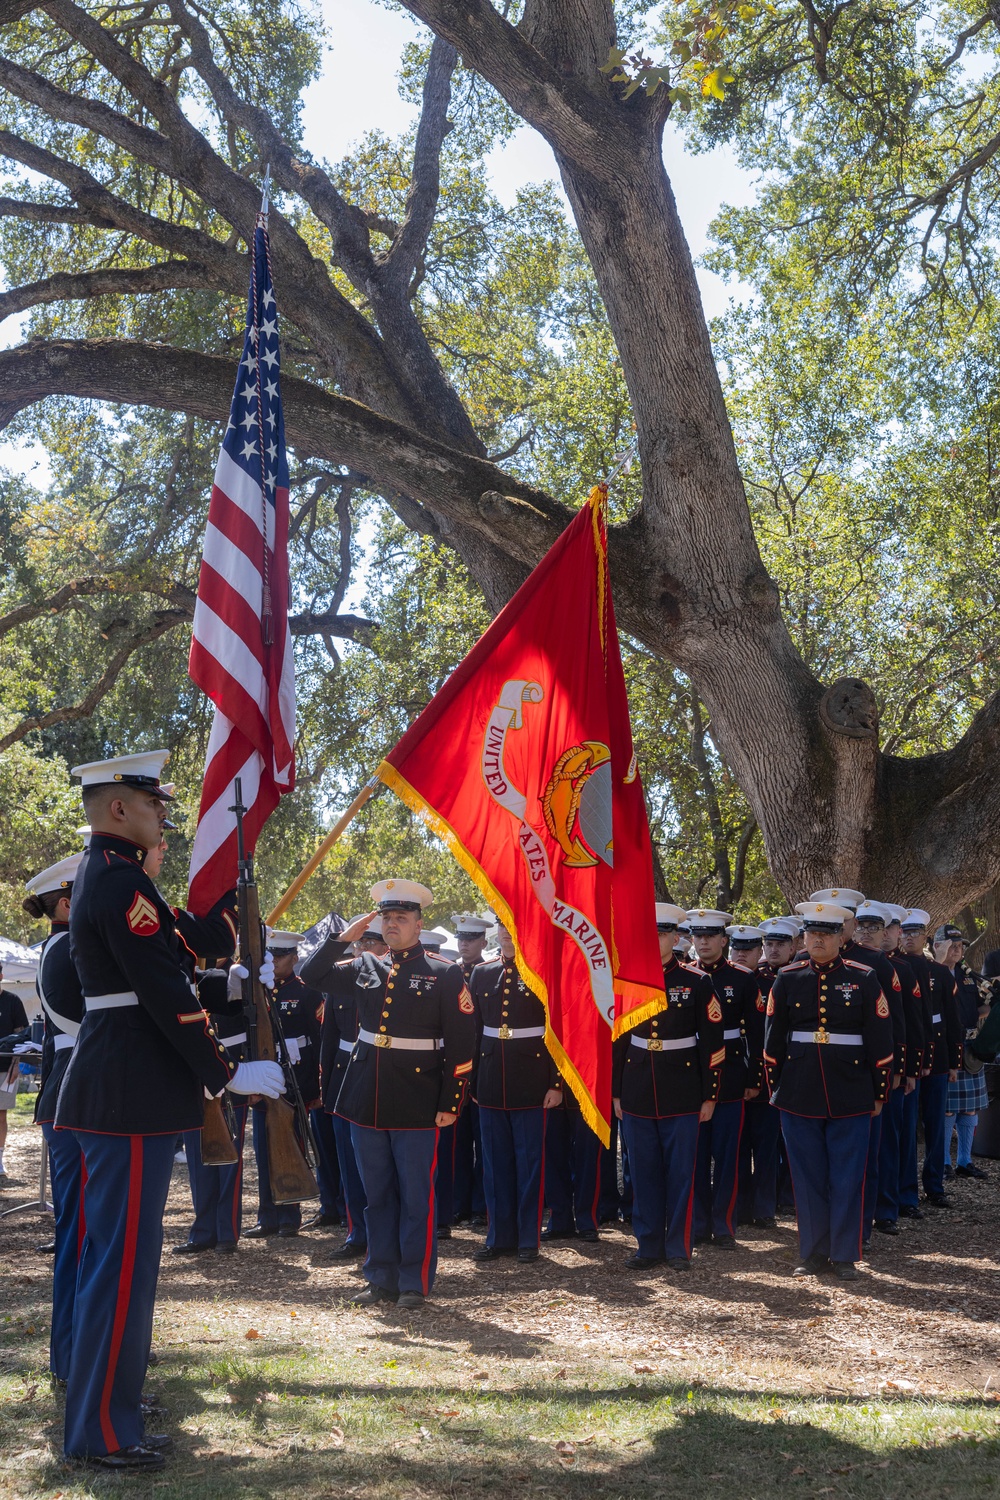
[259,953,275,989]
[227,963,249,1000]
[284,1037,301,1065]
[226,1060,286,1099]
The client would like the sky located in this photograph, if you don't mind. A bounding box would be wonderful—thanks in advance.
[0,0,759,494]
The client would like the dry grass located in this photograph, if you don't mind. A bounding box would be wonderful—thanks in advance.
[3,1096,1000,1498]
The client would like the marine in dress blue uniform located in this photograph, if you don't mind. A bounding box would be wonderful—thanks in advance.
[437,913,491,1233]
[900,909,961,1207]
[687,909,765,1248]
[55,752,284,1470]
[249,933,323,1238]
[723,921,776,1229]
[879,902,927,1223]
[332,881,477,1309]
[302,917,380,1259]
[614,904,725,1270]
[24,855,84,1382]
[471,921,562,1263]
[764,901,893,1280]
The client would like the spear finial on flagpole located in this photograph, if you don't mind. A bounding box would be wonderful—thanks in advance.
[260,163,272,215]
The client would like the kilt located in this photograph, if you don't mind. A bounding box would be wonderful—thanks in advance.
[947,1068,989,1114]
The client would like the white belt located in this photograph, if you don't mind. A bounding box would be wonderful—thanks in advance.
[791,1030,864,1045]
[932,1013,942,1024]
[357,1028,440,1052]
[219,1032,247,1047]
[85,991,139,1010]
[289,1035,310,1048]
[53,1034,76,1052]
[631,1035,696,1052]
[339,1037,354,1053]
[723,1028,743,1041]
[483,1025,545,1040]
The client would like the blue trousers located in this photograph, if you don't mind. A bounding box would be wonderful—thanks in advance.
[875,1086,905,1223]
[331,1111,366,1246]
[780,1112,870,1263]
[862,1110,881,1242]
[436,1119,459,1227]
[479,1106,546,1250]
[439,1100,484,1220]
[251,1105,301,1231]
[310,1107,343,1219]
[41,1121,85,1381]
[621,1112,699,1261]
[182,1103,248,1247]
[737,1097,780,1222]
[63,1132,176,1458]
[544,1106,601,1234]
[351,1124,439,1296]
[921,1073,949,1197]
[899,1079,921,1207]
[693,1098,744,1240]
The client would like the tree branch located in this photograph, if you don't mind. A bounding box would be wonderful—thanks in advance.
[0,195,116,229]
[0,261,216,322]
[288,610,376,643]
[0,575,117,635]
[384,37,457,289]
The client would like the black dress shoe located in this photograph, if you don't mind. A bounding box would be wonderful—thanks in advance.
[898,1205,924,1219]
[327,1240,367,1260]
[924,1192,951,1208]
[624,1253,663,1269]
[436,1224,452,1240]
[666,1257,690,1271]
[138,1433,173,1451]
[793,1253,829,1277]
[37,1239,57,1254]
[301,1211,343,1229]
[956,1163,988,1180]
[711,1234,736,1249]
[244,1224,277,1239]
[517,1248,539,1263]
[540,1226,576,1241]
[216,1241,237,1254]
[832,1261,860,1281]
[752,1217,777,1229]
[577,1229,600,1243]
[140,1398,169,1417]
[83,1446,165,1471]
[468,1214,488,1227]
[277,1226,299,1238]
[171,1240,215,1255]
[874,1218,900,1235]
[943,1164,955,1180]
[397,1291,425,1310]
[473,1245,515,1261]
[347,1285,396,1306]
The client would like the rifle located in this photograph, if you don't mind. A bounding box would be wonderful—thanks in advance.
[231,777,318,1204]
[201,1092,239,1166]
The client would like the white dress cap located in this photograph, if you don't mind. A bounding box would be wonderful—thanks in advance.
[726,924,764,942]
[267,930,305,950]
[794,901,854,928]
[655,903,688,927]
[371,878,433,912]
[855,900,891,925]
[71,750,175,799]
[77,825,92,848]
[451,913,492,937]
[25,854,84,898]
[760,917,799,940]
[901,908,931,929]
[685,909,735,932]
[881,902,908,923]
[809,887,864,911]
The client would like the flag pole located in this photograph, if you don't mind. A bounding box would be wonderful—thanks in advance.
[264,777,381,926]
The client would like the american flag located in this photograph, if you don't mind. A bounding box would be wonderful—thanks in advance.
[187,205,295,916]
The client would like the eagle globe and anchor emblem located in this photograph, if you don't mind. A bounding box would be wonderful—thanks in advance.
[541,741,615,871]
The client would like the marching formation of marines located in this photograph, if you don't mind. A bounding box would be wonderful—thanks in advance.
[7,751,997,1472]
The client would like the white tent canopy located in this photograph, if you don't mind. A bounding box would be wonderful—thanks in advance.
[0,936,40,1018]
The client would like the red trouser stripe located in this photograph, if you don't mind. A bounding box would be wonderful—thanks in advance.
[536,1112,548,1238]
[77,1153,88,1260]
[420,1131,440,1295]
[98,1136,143,1453]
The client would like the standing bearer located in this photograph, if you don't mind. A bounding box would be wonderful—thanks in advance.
[850,901,907,1248]
[900,909,961,1208]
[334,881,476,1309]
[764,901,893,1281]
[55,752,285,1471]
[738,917,798,1228]
[437,913,492,1234]
[472,920,562,1263]
[882,903,926,1224]
[615,904,724,1270]
[24,855,84,1382]
[687,909,764,1249]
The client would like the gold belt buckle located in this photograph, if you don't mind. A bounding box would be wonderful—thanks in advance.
[647,1039,663,1052]
[814,1027,829,1045]
[497,1024,512,1041]
[375,1033,391,1048]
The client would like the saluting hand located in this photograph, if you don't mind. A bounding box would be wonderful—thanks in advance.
[341,910,379,945]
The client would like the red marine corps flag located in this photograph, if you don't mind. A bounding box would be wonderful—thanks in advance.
[378,486,665,1142]
[187,188,295,915]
